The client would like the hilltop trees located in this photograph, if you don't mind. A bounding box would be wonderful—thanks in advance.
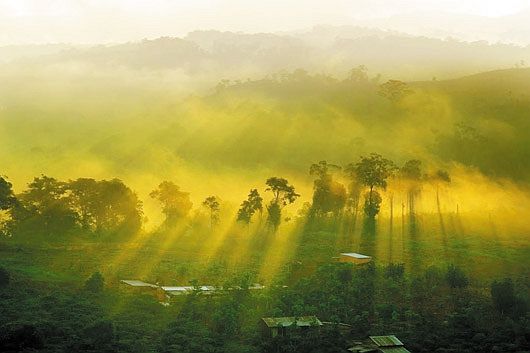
[346,154,396,219]
[265,177,299,230]
[309,161,346,217]
[150,181,193,225]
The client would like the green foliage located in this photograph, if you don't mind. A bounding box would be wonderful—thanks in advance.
[491,278,528,317]
[0,176,17,211]
[309,161,346,217]
[84,271,104,293]
[76,320,118,353]
[0,266,9,288]
[346,154,395,218]
[384,263,405,280]
[68,178,143,235]
[0,324,44,351]
[237,189,263,225]
[445,264,469,289]
[265,177,299,229]
[159,319,220,353]
[363,190,382,219]
[150,181,193,224]
[266,202,281,230]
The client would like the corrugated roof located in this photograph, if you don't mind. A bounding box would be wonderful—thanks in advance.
[121,280,158,288]
[262,316,323,328]
[341,253,372,259]
[379,347,410,353]
[370,335,404,347]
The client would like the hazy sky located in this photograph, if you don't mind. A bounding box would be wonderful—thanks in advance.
[1,0,529,45]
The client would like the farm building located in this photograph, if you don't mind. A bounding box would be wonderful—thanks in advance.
[120,280,165,301]
[120,280,158,289]
[369,335,410,353]
[161,285,216,296]
[161,284,265,297]
[348,335,410,353]
[339,252,372,265]
[260,316,323,338]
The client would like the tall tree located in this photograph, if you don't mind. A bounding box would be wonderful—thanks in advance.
[429,169,451,236]
[237,189,263,225]
[309,161,346,217]
[265,177,299,230]
[347,154,396,219]
[202,196,220,228]
[150,181,192,225]
[400,160,423,233]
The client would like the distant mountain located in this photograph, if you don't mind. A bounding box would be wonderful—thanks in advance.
[1,27,530,84]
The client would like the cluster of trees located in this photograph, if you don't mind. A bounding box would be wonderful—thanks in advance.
[1,152,453,239]
[0,175,142,239]
[307,155,451,228]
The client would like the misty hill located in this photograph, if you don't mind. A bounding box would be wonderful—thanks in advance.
[2,27,530,84]
[2,65,530,199]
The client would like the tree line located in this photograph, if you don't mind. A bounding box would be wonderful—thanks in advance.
[0,153,452,239]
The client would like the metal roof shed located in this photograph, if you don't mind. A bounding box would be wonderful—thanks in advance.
[369,336,410,353]
[339,252,372,264]
[120,280,158,288]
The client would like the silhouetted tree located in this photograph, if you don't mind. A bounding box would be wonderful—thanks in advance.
[150,181,192,225]
[265,177,299,230]
[400,160,423,233]
[347,154,396,219]
[68,178,143,235]
[429,169,451,235]
[237,189,263,225]
[0,176,17,235]
[309,161,346,217]
[0,176,17,211]
[202,196,220,228]
[16,175,78,237]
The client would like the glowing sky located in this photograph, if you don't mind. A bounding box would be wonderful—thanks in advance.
[0,0,529,44]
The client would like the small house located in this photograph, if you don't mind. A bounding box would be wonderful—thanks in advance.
[348,335,410,353]
[260,316,323,338]
[339,252,372,265]
[121,280,164,301]
[120,280,159,289]
[369,335,410,353]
